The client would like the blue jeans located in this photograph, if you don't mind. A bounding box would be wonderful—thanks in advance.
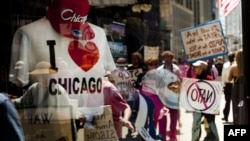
[191,112,219,141]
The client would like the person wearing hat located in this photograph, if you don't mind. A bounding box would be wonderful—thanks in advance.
[12,61,70,108]
[157,50,181,141]
[101,78,135,139]
[191,60,219,141]
[108,57,140,137]
[11,61,76,140]
[138,57,167,140]
[215,57,224,76]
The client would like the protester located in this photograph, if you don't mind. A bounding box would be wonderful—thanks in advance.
[79,78,135,139]
[138,57,167,140]
[127,51,145,70]
[215,56,224,80]
[157,50,181,141]
[206,58,219,80]
[191,60,219,141]
[109,57,138,138]
[0,93,24,141]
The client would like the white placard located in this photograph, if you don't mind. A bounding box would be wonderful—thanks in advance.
[180,78,222,114]
[179,20,228,63]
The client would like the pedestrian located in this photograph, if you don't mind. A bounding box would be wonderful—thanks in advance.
[127,51,145,70]
[221,52,235,122]
[79,78,135,139]
[228,49,246,125]
[191,60,219,141]
[109,57,138,138]
[127,52,145,137]
[206,58,219,80]
[11,61,76,139]
[215,56,224,81]
[138,57,167,140]
[0,93,24,141]
[157,50,181,141]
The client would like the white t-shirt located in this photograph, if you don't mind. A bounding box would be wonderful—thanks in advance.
[13,82,70,107]
[157,64,181,109]
[221,61,234,85]
[9,17,116,107]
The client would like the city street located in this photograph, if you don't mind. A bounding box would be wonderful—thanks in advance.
[119,93,232,141]
[77,93,232,141]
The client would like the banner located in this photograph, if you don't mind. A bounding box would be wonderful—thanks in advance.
[110,68,142,101]
[82,105,119,141]
[135,94,155,141]
[179,20,228,63]
[18,106,75,141]
[144,46,159,61]
[180,78,222,114]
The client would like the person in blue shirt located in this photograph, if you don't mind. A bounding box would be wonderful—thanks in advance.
[0,92,24,141]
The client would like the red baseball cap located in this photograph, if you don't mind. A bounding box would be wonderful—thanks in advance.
[46,0,95,40]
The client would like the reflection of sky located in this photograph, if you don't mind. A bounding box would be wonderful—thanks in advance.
[109,24,125,36]
[109,42,123,50]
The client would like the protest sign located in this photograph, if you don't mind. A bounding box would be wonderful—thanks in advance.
[82,105,119,141]
[179,20,228,63]
[180,78,222,114]
[110,68,142,101]
[135,94,155,141]
[144,46,159,62]
[18,106,75,141]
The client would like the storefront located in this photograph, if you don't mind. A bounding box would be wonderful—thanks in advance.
[0,0,249,141]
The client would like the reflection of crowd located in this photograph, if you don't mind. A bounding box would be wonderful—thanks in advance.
[107,49,247,141]
[3,1,248,141]
[6,48,248,141]
[6,45,248,141]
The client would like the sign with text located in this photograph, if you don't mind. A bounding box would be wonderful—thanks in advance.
[83,105,119,141]
[18,106,75,141]
[144,46,159,62]
[224,125,249,140]
[110,68,142,101]
[179,20,228,63]
[135,94,155,141]
[180,78,222,114]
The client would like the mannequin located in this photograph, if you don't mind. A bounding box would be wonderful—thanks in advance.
[12,61,71,108]
[9,0,116,107]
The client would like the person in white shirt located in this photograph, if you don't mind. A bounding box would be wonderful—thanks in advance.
[221,52,235,122]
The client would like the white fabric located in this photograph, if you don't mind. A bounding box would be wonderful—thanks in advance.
[141,68,180,109]
[14,83,70,107]
[9,17,116,107]
[221,61,234,85]
[135,94,155,141]
[157,64,181,109]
